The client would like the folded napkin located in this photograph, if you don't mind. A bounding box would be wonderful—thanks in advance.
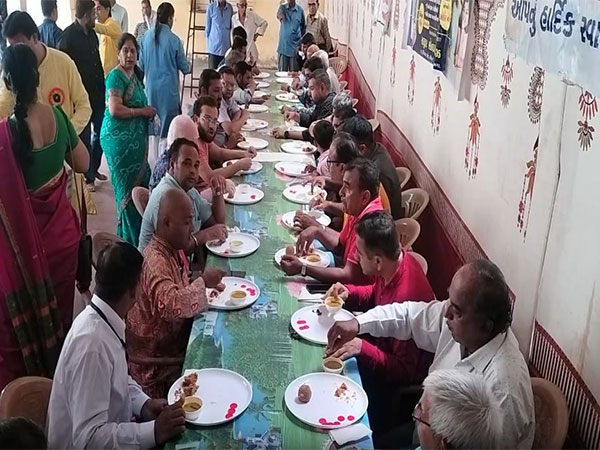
[297,286,324,302]
[254,151,314,164]
[329,423,373,446]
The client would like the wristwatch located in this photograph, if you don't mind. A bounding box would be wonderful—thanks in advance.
[284,130,290,139]
[301,263,307,277]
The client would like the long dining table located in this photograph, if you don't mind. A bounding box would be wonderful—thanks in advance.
[165,72,373,450]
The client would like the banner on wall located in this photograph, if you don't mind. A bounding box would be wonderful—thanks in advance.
[406,0,454,70]
[506,0,600,93]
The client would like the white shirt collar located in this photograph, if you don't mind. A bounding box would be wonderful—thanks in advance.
[90,294,126,341]
[459,331,509,373]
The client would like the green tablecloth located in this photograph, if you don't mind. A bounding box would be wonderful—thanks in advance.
[165,74,373,450]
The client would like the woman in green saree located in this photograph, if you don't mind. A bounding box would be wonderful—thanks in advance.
[101,33,156,246]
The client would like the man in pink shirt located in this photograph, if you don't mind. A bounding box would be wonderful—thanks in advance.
[281,158,383,284]
[325,210,435,438]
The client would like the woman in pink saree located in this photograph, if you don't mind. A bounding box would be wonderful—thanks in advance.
[0,44,89,389]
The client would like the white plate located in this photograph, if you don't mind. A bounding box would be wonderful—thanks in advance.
[276,93,300,103]
[253,90,269,99]
[289,125,308,132]
[274,248,330,268]
[254,72,270,79]
[245,104,269,113]
[284,373,368,430]
[256,81,270,89]
[281,210,331,229]
[275,161,315,177]
[281,142,317,155]
[276,77,294,85]
[238,137,269,150]
[291,304,355,345]
[275,71,294,77]
[225,184,264,205]
[241,119,268,132]
[222,160,263,175]
[283,184,325,205]
[206,232,260,258]
[168,369,253,426]
[207,277,260,310]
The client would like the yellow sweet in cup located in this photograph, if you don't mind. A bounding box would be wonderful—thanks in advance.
[230,290,247,302]
[322,357,344,374]
[324,296,344,314]
[183,396,203,420]
[230,240,244,253]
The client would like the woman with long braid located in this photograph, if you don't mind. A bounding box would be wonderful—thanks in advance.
[0,44,89,389]
[140,2,190,138]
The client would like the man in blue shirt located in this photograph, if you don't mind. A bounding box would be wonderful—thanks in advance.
[38,0,62,48]
[205,0,233,69]
[277,0,306,72]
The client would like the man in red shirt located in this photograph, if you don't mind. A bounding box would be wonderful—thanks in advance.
[325,210,435,437]
[280,158,383,284]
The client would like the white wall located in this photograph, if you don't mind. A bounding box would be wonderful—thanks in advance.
[327,0,599,404]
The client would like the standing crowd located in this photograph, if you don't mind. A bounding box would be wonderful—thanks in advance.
[0,2,536,450]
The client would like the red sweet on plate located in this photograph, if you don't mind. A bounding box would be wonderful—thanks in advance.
[338,416,345,421]
[319,418,327,425]
[297,320,306,324]
[299,325,309,330]
[230,403,238,409]
[250,195,256,199]
[347,415,355,421]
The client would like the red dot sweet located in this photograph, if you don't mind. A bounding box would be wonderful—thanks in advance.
[347,415,355,421]
[338,416,345,421]
[299,325,309,330]
[230,403,238,409]
[297,320,307,324]
[250,195,256,199]
[240,285,246,288]
[333,421,340,425]
[225,413,233,419]
[319,418,327,425]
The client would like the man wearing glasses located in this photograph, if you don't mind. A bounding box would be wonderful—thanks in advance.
[328,260,535,449]
[305,0,332,53]
[414,369,503,449]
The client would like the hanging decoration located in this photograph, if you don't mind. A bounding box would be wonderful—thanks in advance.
[408,55,416,105]
[389,0,401,86]
[577,90,598,151]
[516,67,545,239]
[499,54,514,108]
[470,0,505,90]
[431,76,442,134]
[527,67,544,124]
[517,137,539,238]
[464,94,481,178]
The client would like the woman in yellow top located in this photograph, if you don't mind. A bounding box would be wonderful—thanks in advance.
[94,0,122,76]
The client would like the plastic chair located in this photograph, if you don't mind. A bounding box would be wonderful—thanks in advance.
[396,167,412,189]
[407,251,428,274]
[342,89,351,96]
[92,232,125,268]
[368,118,380,132]
[531,378,569,449]
[402,188,429,220]
[339,80,348,90]
[132,186,150,216]
[395,218,421,249]
[329,57,348,76]
[0,376,52,429]
[351,98,359,108]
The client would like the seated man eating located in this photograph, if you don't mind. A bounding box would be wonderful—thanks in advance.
[232,61,269,106]
[216,66,250,147]
[327,260,535,449]
[150,95,256,190]
[273,69,335,142]
[324,210,435,434]
[127,189,225,398]
[139,138,227,253]
[280,158,383,285]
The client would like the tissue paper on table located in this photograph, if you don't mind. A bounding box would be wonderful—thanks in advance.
[329,423,373,446]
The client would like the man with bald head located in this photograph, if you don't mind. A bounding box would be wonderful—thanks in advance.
[327,260,535,448]
[127,189,226,398]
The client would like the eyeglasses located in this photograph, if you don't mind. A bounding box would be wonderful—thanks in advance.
[327,158,341,165]
[200,115,219,126]
[412,402,431,428]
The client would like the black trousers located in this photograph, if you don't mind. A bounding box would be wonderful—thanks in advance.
[208,53,224,69]
[79,106,104,183]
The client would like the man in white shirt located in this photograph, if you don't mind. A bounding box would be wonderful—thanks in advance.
[47,242,186,449]
[110,0,128,32]
[328,260,535,449]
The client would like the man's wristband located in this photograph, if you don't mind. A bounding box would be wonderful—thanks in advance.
[301,263,307,277]
[284,130,290,139]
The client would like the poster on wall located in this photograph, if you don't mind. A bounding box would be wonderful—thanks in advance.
[443,0,474,98]
[406,0,454,70]
[505,0,600,93]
